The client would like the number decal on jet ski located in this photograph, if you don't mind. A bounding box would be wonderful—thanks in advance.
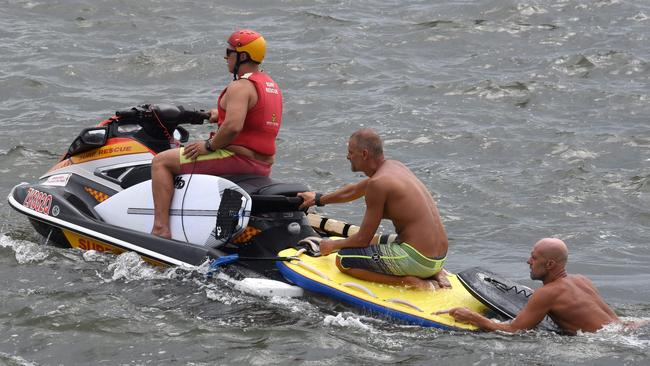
[22,188,53,215]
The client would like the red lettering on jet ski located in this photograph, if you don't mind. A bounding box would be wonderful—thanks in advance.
[75,146,132,160]
[78,237,114,252]
[78,150,99,160]
[22,188,52,215]
[99,146,133,155]
[70,139,152,164]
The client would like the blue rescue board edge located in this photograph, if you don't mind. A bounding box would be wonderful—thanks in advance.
[276,261,460,330]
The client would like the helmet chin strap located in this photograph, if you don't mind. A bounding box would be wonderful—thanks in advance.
[232,52,259,80]
[233,53,241,80]
[233,52,252,80]
[232,52,241,80]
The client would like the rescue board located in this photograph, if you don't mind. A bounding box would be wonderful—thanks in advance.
[457,267,560,332]
[95,174,251,246]
[276,248,488,330]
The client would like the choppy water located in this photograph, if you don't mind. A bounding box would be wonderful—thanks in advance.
[1,0,650,365]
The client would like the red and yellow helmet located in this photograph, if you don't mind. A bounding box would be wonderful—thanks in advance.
[228,29,266,64]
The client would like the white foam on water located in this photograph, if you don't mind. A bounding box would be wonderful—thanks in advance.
[81,249,113,263]
[0,234,15,248]
[323,312,372,331]
[203,286,244,305]
[559,148,598,161]
[535,317,650,363]
[0,352,38,366]
[630,12,649,21]
[200,274,252,306]
[102,251,174,283]
[585,317,650,350]
[383,138,410,146]
[517,4,548,16]
[0,234,49,264]
[266,294,316,314]
[410,136,432,145]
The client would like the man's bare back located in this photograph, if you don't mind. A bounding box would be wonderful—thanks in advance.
[370,160,447,258]
[537,274,620,334]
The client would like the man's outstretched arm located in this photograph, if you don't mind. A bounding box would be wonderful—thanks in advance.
[318,179,386,255]
[297,179,369,209]
[444,290,552,332]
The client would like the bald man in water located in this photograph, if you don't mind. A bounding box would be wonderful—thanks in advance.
[445,238,620,334]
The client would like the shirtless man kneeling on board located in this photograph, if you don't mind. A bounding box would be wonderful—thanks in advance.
[444,238,620,334]
[298,128,450,289]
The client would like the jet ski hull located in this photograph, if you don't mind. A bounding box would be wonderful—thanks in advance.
[8,182,222,267]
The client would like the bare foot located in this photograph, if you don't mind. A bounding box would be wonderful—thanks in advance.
[402,276,437,290]
[151,224,172,239]
[433,269,452,288]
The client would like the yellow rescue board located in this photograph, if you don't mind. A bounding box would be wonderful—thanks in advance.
[277,248,487,330]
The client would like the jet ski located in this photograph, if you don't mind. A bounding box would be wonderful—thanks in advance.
[7,103,559,330]
[7,103,318,286]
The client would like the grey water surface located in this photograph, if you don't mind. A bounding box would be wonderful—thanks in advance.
[1,0,649,365]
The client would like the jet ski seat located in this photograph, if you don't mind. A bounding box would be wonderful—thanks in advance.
[221,175,309,214]
[221,175,309,197]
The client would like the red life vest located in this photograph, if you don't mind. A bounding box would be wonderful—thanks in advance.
[217,71,282,156]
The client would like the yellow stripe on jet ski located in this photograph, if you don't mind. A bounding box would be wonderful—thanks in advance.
[62,230,166,267]
[278,247,487,330]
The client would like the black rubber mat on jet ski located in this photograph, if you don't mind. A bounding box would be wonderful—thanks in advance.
[457,267,560,332]
[215,188,245,241]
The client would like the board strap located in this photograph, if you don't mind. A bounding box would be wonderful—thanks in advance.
[306,213,398,244]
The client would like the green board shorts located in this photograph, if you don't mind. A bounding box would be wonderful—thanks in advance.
[336,242,446,278]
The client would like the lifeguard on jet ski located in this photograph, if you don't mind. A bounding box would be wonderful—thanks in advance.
[8,103,318,277]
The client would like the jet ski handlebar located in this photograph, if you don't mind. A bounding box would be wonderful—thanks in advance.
[115,104,209,127]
